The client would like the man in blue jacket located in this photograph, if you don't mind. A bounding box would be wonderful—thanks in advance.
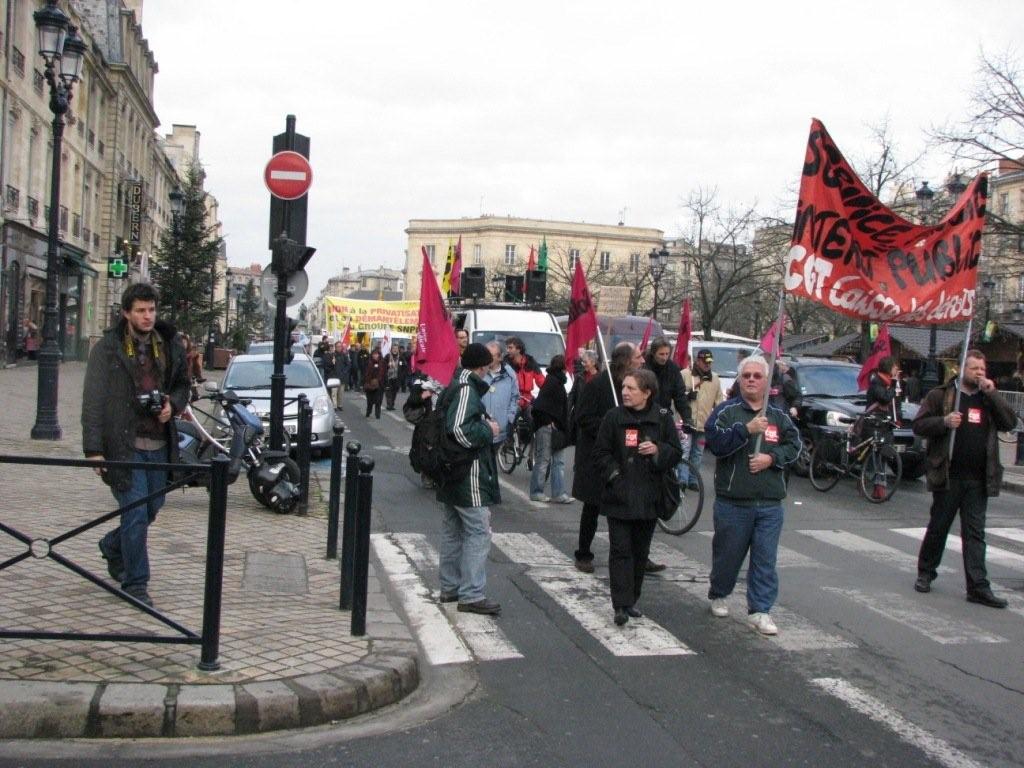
[704,355,800,636]
[481,341,519,448]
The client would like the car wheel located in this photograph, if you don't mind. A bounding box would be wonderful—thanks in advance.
[792,435,813,477]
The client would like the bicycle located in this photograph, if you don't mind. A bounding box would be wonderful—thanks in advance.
[496,410,535,474]
[656,457,704,535]
[808,413,902,503]
[997,415,1024,444]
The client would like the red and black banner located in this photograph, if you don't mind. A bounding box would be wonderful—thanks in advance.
[787,119,987,324]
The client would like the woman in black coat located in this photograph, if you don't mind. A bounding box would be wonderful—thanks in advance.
[529,355,570,502]
[592,368,682,626]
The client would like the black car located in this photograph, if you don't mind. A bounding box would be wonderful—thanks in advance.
[784,357,926,481]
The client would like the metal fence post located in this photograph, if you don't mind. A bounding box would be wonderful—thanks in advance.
[350,456,374,637]
[198,454,229,671]
[339,441,361,610]
[326,424,345,559]
[1016,430,1024,466]
[296,393,312,515]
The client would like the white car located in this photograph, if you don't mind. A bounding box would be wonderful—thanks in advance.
[219,353,339,451]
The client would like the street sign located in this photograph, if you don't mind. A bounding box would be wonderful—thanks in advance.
[107,256,129,279]
[264,151,313,200]
[260,264,308,307]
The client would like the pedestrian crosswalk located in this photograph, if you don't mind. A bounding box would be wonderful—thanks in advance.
[372,526,1024,665]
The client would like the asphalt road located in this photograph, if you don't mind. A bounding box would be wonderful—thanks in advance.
[6,387,1023,767]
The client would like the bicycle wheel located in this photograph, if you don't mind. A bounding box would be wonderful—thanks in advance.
[808,438,843,492]
[859,444,902,503]
[657,461,703,535]
[998,416,1024,444]
[497,435,519,474]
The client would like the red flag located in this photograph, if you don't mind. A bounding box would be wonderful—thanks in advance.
[857,324,892,391]
[451,236,462,295]
[340,318,352,348]
[787,119,987,324]
[565,260,597,370]
[758,316,785,356]
[413,250,460,385]
[639,316,654,353]
[673,299,692,368]
[526,245,536,272]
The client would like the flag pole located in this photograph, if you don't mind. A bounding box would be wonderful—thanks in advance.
[753,286,786,454]
[946,316,975,462]
[595,324,619,408]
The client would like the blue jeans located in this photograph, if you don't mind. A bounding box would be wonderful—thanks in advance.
[676,431,705,487]
[440,504,492,604]
[708,499,784,614]
[530,424,565,498]
[101,447,168,591]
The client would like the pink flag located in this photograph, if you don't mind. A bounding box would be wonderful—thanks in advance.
[451,235,463,295]
[639,316,654,353]
[857,324,892,391]
[340,318,352,348]
[673,299,692,369]
[565,260,597,370]
[758,316,786,356]
[413,250,460,385]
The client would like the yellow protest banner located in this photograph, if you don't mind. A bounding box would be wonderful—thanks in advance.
[324,297,419,335]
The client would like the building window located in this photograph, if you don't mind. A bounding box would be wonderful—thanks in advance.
[473,243,482,265]
[72,213,81,237]
[98,141,105,156]
[5,185,19,211]
[599,251,610,271]
[27,197,39,220]
[83,226,91,244]
[93,232,101,247]
[1018,274,1024,301]
[87,129,95,146]
[33,70,44,95]
[1000,193,1009,214]
[504,244,516,266]
[59,206,68,232]
[11,47,25,77]
[425,244,435,264]
[568,248,580,269]
[629,252,640,272]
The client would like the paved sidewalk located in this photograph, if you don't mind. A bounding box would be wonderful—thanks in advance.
[0,363,418,738]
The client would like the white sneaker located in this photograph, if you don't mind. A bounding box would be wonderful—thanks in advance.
[529,494,551,502]
[747,612,778,636]
[551,494,574,504]
[709,598,729,618]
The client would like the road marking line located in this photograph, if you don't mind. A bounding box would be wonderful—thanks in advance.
[371,533,472,666]
[820,587,1005,644]
[893,527,1024,570]
[498,477,536,505]
[697,530,825,569]
[798,530,956,575]
[392,533,522,661]
[492,533,693,657]
[811,677,987,768]
[987,527,1024,545]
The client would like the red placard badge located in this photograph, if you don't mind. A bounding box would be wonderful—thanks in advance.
[624,428,639,448]
[968,408,982,425]
[764,424,779,444]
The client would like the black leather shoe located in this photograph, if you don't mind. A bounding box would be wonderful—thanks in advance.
[98,540,124,583]
[967,590,1008,609]
[124,587,154,607]
[438,592,458,603]
[614,608,629,626]
[625,606,643,618]
[644,560,666,573]
[574,559,595,574]
[913,575,932,593]
[458,599,501,615]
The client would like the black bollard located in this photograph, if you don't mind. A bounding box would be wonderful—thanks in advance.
[350,456,375,637]
[326,424,345,559]
[339,441,361,610]
[1016,429,1024,467]
[296,394,312,515]
[198,454,229,671]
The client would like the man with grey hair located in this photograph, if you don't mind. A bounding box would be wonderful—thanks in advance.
[481,341,519,448]
[703,354,800,636]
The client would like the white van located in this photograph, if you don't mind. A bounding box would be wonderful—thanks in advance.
[687,339,759,395]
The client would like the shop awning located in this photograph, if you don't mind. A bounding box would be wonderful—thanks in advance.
[63,251,98,277]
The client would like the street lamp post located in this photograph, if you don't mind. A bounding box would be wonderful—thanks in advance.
[30,1,86,440]
[915,181,941,395]
[753,295,764,338]
[648,246,669,323]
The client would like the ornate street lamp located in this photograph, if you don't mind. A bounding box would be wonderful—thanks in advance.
[648,246,669,322]
[915,180,941,395]
[981,277,996,329]
[31,1,86,440]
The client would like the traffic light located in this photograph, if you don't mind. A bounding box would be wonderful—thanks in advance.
[284,318,299,364]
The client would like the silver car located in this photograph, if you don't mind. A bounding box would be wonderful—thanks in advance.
[218,353,339,451]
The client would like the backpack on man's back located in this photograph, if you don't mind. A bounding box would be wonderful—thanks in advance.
[409,382,476,487]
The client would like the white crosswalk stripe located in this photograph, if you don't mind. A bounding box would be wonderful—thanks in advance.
[697,530,827,570]
[987,527,1024,545]
[492,533,694,657]
[893,527,1024,570]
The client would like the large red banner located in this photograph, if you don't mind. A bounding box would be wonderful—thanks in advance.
[786,119,987,324]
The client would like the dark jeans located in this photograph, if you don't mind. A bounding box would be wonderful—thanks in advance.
[917,475,990,592]
[607,517,656,609]
[365,388,383,417]
[708,499,784,614]
[385,379,400,409]
[101,447,168,590]
[575,502,601,562]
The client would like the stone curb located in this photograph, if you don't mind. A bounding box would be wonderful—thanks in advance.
[0,649,419,739]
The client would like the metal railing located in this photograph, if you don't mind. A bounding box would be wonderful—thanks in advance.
[0,453,229,670]
[997,389,1024,466]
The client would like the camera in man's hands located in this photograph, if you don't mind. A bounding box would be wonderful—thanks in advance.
[137,389,165,415]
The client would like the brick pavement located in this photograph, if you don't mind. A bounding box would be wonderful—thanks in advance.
[0,362,418,738]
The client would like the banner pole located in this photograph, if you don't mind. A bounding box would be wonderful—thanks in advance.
[947,316,974,462]
[595,325,619,408]
[753,287,786,454]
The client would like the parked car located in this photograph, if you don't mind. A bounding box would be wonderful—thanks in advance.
[784,356,926,480]
[217,353,340,453]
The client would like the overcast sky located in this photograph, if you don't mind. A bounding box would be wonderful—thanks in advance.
[141,0,1022,302]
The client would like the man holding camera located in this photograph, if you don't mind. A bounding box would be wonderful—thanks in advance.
[83,283,190,607]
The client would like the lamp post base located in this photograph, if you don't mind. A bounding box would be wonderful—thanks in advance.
[31,345,62,440]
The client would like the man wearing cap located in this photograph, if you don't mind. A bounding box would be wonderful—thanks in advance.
[437,342,503,616]
[680,349,724,490]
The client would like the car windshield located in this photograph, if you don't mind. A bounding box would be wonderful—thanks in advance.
[797,365,861,397]
[224,359,323,390]
[705,346,757,379]
[471,331,565,367]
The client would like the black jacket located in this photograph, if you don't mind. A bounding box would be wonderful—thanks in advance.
[866,371,901,421]
[532,369,568,432]
[644,356,691,424]
[572,369,619,505]
[592,403,682,520]
[82,319,190,491]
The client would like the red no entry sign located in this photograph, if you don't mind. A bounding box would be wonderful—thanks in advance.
[264,151,313,200]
